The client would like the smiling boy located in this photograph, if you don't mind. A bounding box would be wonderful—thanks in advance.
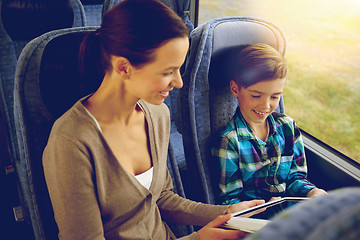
[212,43,326,207]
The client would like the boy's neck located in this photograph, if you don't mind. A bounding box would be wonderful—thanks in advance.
[250,120,269,142]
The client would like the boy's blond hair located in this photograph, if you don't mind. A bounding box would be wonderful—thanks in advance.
[233,43,287,87]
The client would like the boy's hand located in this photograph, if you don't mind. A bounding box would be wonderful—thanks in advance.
[226,199,266,217]
[268,196,281,202]
[307,188,327,198]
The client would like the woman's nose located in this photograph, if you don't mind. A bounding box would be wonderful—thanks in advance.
[171,70,183,89]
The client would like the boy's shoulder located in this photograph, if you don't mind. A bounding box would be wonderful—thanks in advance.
[218,117,237,136]
[217,111,250,139]
[271,111,296,126]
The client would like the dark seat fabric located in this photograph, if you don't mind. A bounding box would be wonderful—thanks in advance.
[0,1,86,239]
[81,0,104,26]
[179,17,287,204]
[0,0,86,169]
[0,0,18,165]
[2,0,73,41]
[2,0,86,56]
[14,26,97,240]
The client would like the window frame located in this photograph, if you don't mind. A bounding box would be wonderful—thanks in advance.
[302,130,360,189]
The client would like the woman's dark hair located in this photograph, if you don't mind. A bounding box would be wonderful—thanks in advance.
[79,0,188,77]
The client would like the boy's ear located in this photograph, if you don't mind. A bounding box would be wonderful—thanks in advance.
[114,56,131,78]
[230,80,240,97]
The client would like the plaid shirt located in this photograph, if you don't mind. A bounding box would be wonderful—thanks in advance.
[212,107,316,205]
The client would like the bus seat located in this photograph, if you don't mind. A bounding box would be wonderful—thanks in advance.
[0,0,17,164]
[244,187,360,240]
[179,17,287,204]
[81,0,104,26]
[0,1,86,239]
[13,26,97,240]
[0,0,86,167]
[2,0,86,57]
[101,0,119,14]
[13,25,193,239]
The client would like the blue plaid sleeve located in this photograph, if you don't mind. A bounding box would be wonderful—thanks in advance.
[286,121,316,196]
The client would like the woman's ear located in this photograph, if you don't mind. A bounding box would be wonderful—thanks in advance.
[230,80,240,97]
[114,56,131,78]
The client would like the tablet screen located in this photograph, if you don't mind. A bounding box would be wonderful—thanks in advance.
[232,197,309,219]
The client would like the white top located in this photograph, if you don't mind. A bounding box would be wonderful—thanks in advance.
[84,107,102,132]
[134,167,154,190]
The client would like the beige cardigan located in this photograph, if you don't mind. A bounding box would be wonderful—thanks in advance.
[43,98,228,240]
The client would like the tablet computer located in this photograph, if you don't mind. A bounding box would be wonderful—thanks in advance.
[231,197,309,218]
[222,197,309,232]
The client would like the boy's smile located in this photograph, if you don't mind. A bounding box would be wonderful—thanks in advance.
[253,110,268,118]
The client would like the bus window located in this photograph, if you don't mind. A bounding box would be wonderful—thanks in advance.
[198,0,360,163]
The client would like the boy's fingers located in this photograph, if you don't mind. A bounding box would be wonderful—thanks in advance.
[249,199,266,207]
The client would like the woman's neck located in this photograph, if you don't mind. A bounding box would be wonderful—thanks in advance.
[83,75,141,126]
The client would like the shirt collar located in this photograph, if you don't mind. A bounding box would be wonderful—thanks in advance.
[233,107,278,141]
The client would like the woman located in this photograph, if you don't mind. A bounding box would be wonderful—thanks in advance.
[43,0,265,239]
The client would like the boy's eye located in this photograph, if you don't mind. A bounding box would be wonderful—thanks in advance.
[251,95,261,98]
[271,96,280,99]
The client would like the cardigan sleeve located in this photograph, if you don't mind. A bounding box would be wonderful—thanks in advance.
[156,168,229,227]
[177,232,200,240]
[43,134,105,240]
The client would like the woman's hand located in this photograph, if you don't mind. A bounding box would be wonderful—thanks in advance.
[307,188,327,198]
[197,200,266,239]
[225,199,266,216]
[197,214,248,240]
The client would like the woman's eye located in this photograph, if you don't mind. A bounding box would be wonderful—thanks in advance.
[163,72,173,76]
[271,96,280,99]
[251,95,260,98]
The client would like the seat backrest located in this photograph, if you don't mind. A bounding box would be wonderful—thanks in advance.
[0,0,18,167]
[2,0,86,57]
[81,0,104,26]
[102,0,194,33]
[14,26,98,240]
[179,17,287,204]
[0,0,86,160]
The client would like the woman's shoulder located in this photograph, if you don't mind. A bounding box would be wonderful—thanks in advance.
[49,100,98,141]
